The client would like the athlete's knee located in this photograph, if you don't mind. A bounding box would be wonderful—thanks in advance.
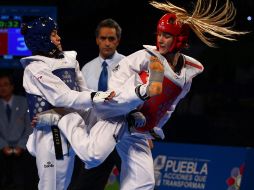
[81,154,104,169]
[59,112,83,125]
[73,145,106,169]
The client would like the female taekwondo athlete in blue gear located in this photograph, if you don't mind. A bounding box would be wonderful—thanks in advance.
[20,17,118,190]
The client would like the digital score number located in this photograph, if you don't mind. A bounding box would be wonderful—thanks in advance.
[0,20,20,28]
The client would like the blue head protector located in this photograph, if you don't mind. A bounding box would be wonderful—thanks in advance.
[22,17,59,56]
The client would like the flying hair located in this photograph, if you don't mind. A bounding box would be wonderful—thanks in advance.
[150,0,249,47]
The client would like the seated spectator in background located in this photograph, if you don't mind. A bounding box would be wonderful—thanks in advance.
[0,74,38,190]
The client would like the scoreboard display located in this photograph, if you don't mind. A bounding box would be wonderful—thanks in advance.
[0,16,30,56]
[0,6,57,68]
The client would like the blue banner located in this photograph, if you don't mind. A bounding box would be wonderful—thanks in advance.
[152,142,254,190]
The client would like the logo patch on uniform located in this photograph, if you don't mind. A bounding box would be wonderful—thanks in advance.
[112,64,120,72]
[44,161,54,168]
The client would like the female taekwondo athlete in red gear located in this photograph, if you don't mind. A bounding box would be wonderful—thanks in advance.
[83,0,247,189]
[128,0,248,135]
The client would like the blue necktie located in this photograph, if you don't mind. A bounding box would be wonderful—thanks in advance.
[98,61,108,91]
[6,104,11,122]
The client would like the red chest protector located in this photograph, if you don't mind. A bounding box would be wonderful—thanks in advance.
[137,71,182,132]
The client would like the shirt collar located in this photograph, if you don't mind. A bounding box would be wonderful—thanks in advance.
[99,51,118,66]
[1,95,13,107]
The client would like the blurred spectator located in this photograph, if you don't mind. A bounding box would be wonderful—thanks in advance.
[0,74,38,190]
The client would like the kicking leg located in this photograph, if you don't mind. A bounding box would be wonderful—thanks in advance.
[57,112,125,169]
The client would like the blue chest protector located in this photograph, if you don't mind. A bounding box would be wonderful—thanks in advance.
[26,68,80,119]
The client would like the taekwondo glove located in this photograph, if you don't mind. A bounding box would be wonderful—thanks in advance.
[91,91,115,104]
[127,110,146,128]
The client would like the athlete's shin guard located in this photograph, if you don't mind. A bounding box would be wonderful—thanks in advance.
[147,56,164,97]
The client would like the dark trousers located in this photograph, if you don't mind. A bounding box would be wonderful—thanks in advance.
[0,150,38,190]
[68,148,121,190]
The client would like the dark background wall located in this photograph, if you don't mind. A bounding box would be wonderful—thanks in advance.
[1,0,254,147]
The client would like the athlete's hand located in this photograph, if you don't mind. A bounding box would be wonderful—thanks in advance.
[2,146,13,156]
[127,110,146,128]
[107,91,116,100]
[30,116,38,128]
[13,147,24,156]
[92,91,116,103]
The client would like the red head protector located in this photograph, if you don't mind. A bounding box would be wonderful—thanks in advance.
[157,13,190,53]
